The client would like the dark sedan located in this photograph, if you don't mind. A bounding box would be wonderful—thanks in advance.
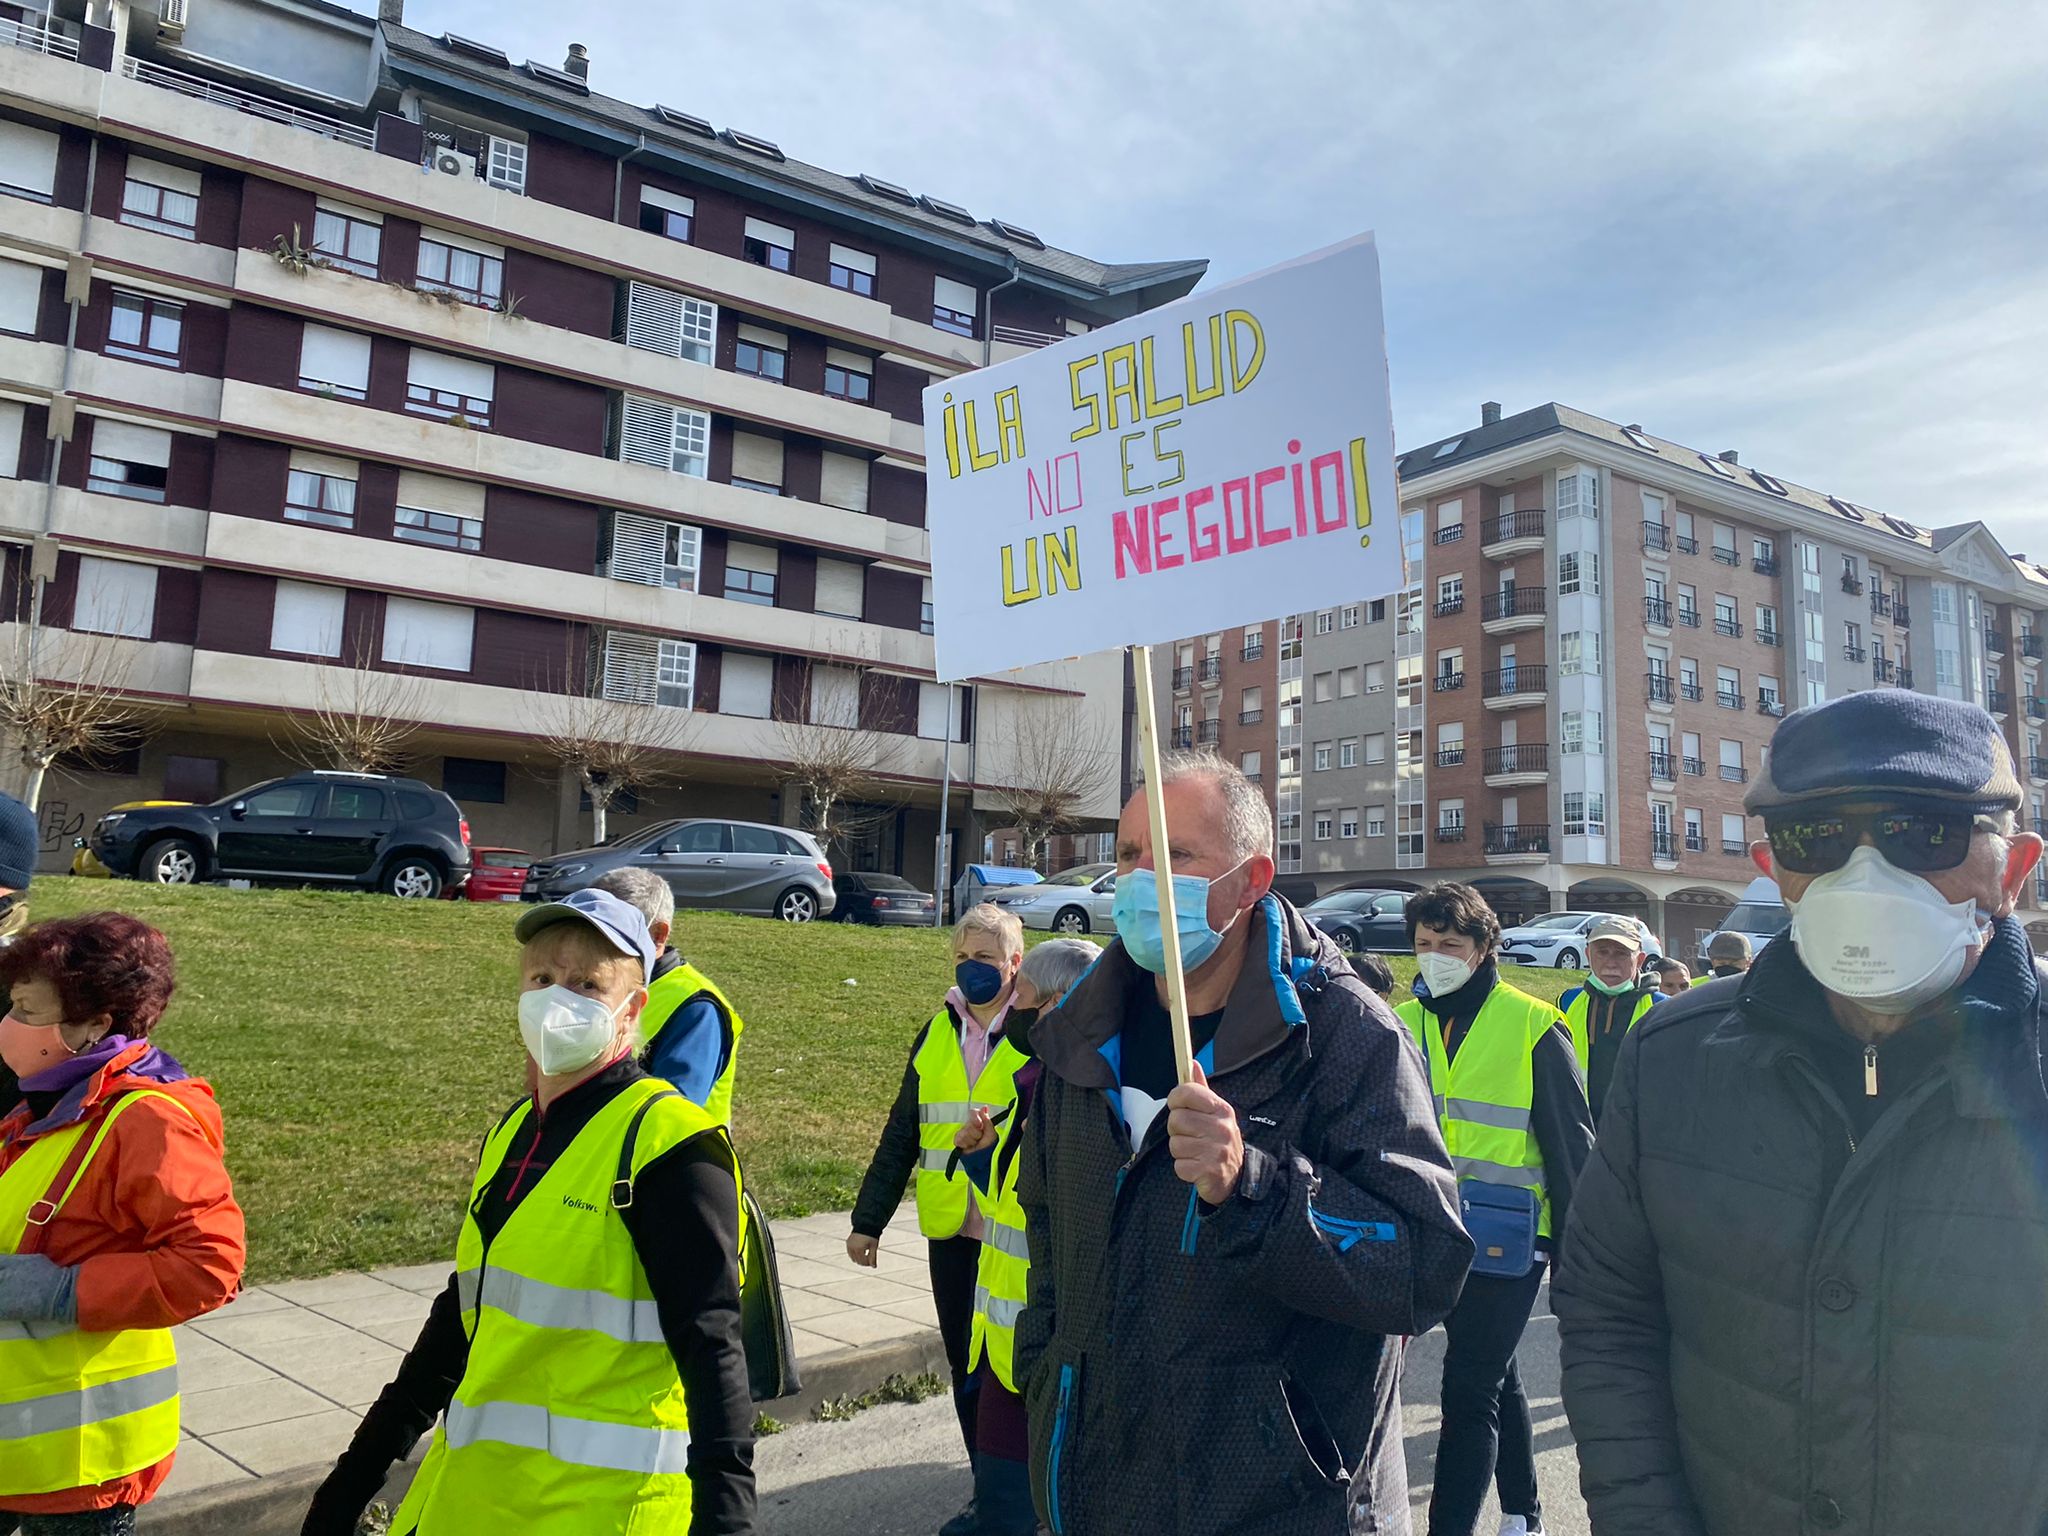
[1301,887,1414,953]
[833,871,937,926]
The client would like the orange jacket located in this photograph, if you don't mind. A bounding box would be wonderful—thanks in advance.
[0,1041,246,1515]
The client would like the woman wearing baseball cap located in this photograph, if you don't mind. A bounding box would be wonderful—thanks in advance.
[303,888,757,1536]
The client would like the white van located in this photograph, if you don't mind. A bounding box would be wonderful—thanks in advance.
[1699,876,1790,967]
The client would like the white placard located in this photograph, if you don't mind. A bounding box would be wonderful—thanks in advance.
[923,234,1401,682]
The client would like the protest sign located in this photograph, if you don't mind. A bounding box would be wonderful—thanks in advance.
[923,233,1403,683]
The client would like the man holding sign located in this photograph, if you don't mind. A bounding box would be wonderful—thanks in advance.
[1014,756,1469,1533]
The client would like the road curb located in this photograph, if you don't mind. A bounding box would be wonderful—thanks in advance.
[137,1331,950,1534]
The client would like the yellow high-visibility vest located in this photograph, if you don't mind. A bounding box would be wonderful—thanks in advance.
[1397,984,1561,1238]
[0,1092,189,1498]
[391,1079,738,1536]
[642,960,745,1129]
[967,1115,1030,1392]
[1561,986,1656,1074]
[911,1010,1027,1240]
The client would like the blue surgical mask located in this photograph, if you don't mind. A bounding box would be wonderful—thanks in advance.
[955,959,1007,1006]
[1112,859,1251,974]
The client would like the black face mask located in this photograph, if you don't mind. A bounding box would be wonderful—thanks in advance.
[1004,1006,1039,1056]
[1710,963,1742,978]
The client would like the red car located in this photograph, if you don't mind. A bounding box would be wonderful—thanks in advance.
[462,847,532,902]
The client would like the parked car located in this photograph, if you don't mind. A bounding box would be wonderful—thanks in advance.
[71,802,190,876]
[833,871,937,926]
[461,847,532,902]
[993,863,1118,935]
[1697,876,1788,967]
[90,772,472,899]
[1499,911,1665,968]
[523,817,836,922]
[1301,888,1413,953]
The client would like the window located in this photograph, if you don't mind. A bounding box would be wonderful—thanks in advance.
[1364,733,1386,765]
[1564,793,1587,835]
[1754,535,1776,565]
[1557,553,1582,596]
[815,557,865,620]
[920,576,934,636]
[1436,647,1463,680]
[637,186,695,243]
[1365,661,1385,694]
[1437,574,1463,610]
[823,347,874,403]
[933,275,978,337]
[442,758,507,804]
[605,511,700,591]
[382,597,474,672]
[917,682,965,741]
[1719,738,1744,777]
[828,243,877,297]
[1717,665,1740,705]
[1313,741,1332,772]
[724,540,779,606]
[1338,667,1360,698]
[1312,671,1334,704]
[1313,813,1333,842]
[1935,648,1960,688]
[820,452,871,514]
[620,396,711,478]
[1366,807,1387,837]
[0,120,59,202]
[106,290,183,366]
[1556,468,1600,520]
[269,580,345,656]
[483,135,527,195]
[1313,609,1335,636]
[1711,522,1737,559]
[1931,584,1956,624]
[599,632,694,709]
[73,556,157,638]
[404,348,496,426]
[1559,631,1602,676]
[1340,738,1360,768]
[1680,657,1700,689]
[721,653,774,719]
[416,232,504,306]
[809,663,860,727]
[1799,540,1821,595]
[285,453,358,530]
[1340,603,1361,629]
[623,282,717,366]
[1339,810,1359,839]
[0,400,24,478]
[1438,800,1465,831]
[735,325,789,383]
[120,158,200,238]
[1562,709,1604,754]
[1434,500,1464,542]
[394,469,486,553]
[1722,812,1747,850]
[1240,750,1262,777]
[730,431,785,495]
[86,420,172,502]
[0,258,40,335]
[1757,603,1778,638]
[1760,674,1781,709]
[743,217,795,272]
[299,324,371,400]
[308,201,383,277]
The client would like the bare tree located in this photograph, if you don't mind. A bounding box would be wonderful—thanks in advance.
[992,698,1118,872]
[0,574,155,810]
[276,661,428,774]
[525,640,698,845]
[768,660,902,857]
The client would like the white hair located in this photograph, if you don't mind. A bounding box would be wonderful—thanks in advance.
[590,867,675,934]
[1154,750,1274,863]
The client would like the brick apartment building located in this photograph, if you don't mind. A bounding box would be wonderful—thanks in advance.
[1154,402,2048,955]
[0,0,1200,882]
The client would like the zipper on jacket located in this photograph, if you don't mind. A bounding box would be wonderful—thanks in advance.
[1863,1043,1879,1097]
[1047,1362,1074,1535]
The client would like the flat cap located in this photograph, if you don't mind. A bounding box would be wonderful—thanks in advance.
[1707,931,1752,963]
[1587,916,1643,951]
[1744,691,2021,818]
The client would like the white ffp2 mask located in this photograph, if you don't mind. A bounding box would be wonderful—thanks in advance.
[1788,844,1990,1015]
[1417,953,1476,998]
[518,986,625,1077]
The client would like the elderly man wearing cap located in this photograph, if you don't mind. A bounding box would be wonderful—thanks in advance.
[1556,916,1660,1121]
[1704,929,1752,978]
[1556,691,2048,1536]
[303,888,756,1536]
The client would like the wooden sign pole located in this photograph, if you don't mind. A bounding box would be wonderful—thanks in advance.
[1128,643,1195,1084]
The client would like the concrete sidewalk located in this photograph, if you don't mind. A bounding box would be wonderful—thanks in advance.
[142,1206,941,1529]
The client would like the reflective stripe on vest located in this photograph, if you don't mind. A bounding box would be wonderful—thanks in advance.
[392,1079,733,1535]
[911,1011,1026,1240]
[1397,986,1560,1239]
[0,1090,194,1498]
[973,1286,1024,1330]
[981,1217,1029,1261]
[968,1111,1032,1393]
[1562,988,1656,1075]
[642,963,745,1130]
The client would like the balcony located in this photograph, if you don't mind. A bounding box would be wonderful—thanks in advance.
[1681,680,1705,702]
[1843,644,1866,663]
[1484,824,1551,861]
[1483,665,1549,709]
[1988,689,2010,716]
[122,56,376,149]
[1484,743,1551,786]
[1895,602,1912,629]
[2,12,79,57]
[1433,671,1466,692]
[2028,697,2048,722]
[1652,830,1677,862]
[1435,825,1468,844]
[1722,837,1748,855]
[1434,523,1466,545]
[1434,595,1465,617]
[2026,634,2046,661]
[1712,546,1741,567]
[1646,672,1676,705]
[1753,554,1779,576]
[1648,750,1676,781]
[1683,756,1707,776]
[2031,756,2048,780]
[1642,522,1672,553]
[1483,508,1546,557]
[1756,627,1781,648]
[1435,746,1467,768]
[1239,709,1264,725]
[1686,831,1706,853]
[1897,667,1915,688]
[1720,763,1749,783]
[1759,693,1784,718]
[1873,657,1896,683]
[1986,629,2009,657]
[1481,586,1548,634]
[1644,596,1673,628]
[1871,590,1894,619]
[1715,615,1744,638]
[1172,666,1194,692]
[1198,719,1223,745]
[1676,533,1699,555]
[1241,641,1265,662]
[1677,606,1704,631]
[1717,688,1745,711]
[1199,656,1223,683]
[1172,726,1195,748]
[1841,572,1865,596]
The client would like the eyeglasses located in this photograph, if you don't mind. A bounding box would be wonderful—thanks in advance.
[1763,809,2000,875]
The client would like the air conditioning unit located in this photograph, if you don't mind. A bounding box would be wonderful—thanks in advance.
[431,147,476,179]
[158,0,188,34]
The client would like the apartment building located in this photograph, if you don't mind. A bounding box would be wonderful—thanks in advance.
[1154,401,2048,953]
[0,0,1198,881]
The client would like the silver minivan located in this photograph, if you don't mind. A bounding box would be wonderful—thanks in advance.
[522,818,838,922]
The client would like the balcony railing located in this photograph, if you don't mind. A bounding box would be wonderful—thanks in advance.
[1717,688,1745,710]
[1652,830,1677,860]
[1485,744,1550,776]
[1241,641,1264,661]
[1487,508,1546,545]
[1756,627,1781,648]
[1,13,79,57]
[1872,657,1896,683]
[1986,629,2009,656]
[1483,665,1548,698]
[1433,671,1466,692]
[2027,697,2048,721]
[1239,709,1264,725]
[1435,747,1466,768]
[1871,590,1894,619]
[1642,522,1671,552]
[2031,756,2048,779]
[1435,824,1468,844]
[1172,666,1194,691]
[2026,634,2046,660]
[1753,554,1779,576]
[1482,586,1548,622]
[1172,726,1195,748]
[1197,719,1222,744]
[1434,524,1466,545]
[122,57,377,148]
[1434,596,1465,617]
[1198,656,1222,683]
[1759,694,1784,718]
[1722,837,1748,854]
[1720,763,1749,783]
[1843,644,1866,663]
[1485,824,1551,857]
[1841,572,1865,595]
[1683,756,1707,776]
[1988,689,2011,715]
[1648,751,1676,779]
[1681,679,1705,701]
[1675,533,1699,555]
[1712,546,1741,567]
[1644,596,1672,627]
[1895,602,1912,628]
[1646,672,1676,704]
[1685,831,1706,852]
[1715,615,1744,638]
[1897,666,1914,688]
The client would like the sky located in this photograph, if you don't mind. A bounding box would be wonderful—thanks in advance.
[411,0,2048,550]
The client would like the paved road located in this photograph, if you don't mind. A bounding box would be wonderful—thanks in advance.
[758,1295,1588,1535]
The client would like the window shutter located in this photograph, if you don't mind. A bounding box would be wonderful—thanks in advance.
[744,216,795,248]
[288,448,358,481]
[407,348,494,400]
[726,540,777,577]
[269,580,346,657]
[640,187,694,218]
[126,157,202,197]
[819,452,870,514]
[934,276,977,315]
[720,653,773,718]
[382,597,474,671]
[620,395,677,469]
[602,631,660,704]
[300,325,371,392]
[815,558,864,619]
[731,432,784,487]
[395,469,485,518]
[810,664,860,727]
[608,511,667,585]
[0,258,42,334]
[74,556,158,639]
[825,346,873,376]
[0,120,59,198]
[91,420,173,466]
[315,195,382,225]
[737,323,786,349]
[828,243,877,276]
[0,402,22,479]
[624,281,715,362]
[420,225,504,260]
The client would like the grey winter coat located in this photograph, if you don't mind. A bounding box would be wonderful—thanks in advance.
[1015,895,1471,1536]
[1555,915,2048,1536]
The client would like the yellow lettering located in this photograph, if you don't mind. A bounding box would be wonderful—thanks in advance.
[1119,430,1153,496]
[1045,525,1081,594]
[941,394,961,479]
[1139,335,1184,417]
[1184,315,1225,406]
[995,386,1026,462]
[1001,541,1041,607]
[1068,357,1102,442]
[1153,418,1185,490]
[1103,343,1141,431]
[1349,435,1373,545]
[963,399,1000,472]
[1226,309,1265,392]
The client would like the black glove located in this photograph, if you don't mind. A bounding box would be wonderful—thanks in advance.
[300,1446,392,1536]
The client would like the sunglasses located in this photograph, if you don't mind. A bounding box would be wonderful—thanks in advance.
[1763,809,2000,875]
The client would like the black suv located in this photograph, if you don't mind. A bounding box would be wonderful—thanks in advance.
[91,772,473,899]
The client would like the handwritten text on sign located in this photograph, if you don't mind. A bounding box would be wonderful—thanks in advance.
[923,235,1403,682]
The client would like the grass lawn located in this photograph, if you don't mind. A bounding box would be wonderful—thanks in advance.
[26,878,1577,1281]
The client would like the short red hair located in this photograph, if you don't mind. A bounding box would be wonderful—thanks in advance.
[0,912,177,1037]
